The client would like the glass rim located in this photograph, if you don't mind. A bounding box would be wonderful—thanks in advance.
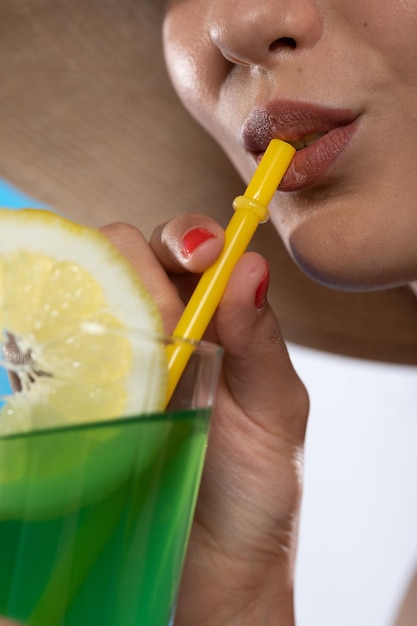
[0,323,223,438]
[66,322,224,357]
[0,323,224,365]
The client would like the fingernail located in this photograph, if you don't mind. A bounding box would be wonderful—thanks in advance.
[181,227,216,257]
[255,264,270,310]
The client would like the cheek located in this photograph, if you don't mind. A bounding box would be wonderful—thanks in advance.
[163,1,227,134]
[343,0,417,78]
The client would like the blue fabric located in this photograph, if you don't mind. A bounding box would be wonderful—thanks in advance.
[0,179,49,209]
[0,179,51,402]
[0,370,11,405]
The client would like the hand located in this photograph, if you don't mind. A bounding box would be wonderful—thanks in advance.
[101,215,309,626]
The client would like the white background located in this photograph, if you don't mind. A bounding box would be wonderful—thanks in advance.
[289,344,417,626]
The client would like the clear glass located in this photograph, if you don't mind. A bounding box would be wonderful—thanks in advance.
[0,328,223,626]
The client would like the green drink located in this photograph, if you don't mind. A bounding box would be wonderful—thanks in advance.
[0,407,210,626]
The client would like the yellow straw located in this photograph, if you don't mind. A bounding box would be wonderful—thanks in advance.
[165,139,295,405]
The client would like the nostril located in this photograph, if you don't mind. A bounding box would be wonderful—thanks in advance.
[270,37,297,51]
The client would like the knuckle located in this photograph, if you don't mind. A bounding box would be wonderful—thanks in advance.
[100,221,145,249]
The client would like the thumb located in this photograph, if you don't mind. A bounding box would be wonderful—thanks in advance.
[213,252,308,446]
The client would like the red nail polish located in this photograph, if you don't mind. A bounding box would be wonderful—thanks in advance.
[255,265,270,310]
[182,227,215,257]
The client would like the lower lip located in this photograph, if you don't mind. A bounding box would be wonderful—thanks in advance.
[257,122,358,192]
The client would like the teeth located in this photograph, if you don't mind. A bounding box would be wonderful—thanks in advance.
[289,132,326,151]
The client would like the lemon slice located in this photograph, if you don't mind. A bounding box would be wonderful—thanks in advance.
[0,209,169,519]
[0,208,167,434]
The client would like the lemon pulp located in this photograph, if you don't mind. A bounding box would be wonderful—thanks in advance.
[0,209,167,435]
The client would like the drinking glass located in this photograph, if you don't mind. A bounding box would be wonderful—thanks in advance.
[0,328,223,626]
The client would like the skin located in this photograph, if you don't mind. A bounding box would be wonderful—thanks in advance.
[163,0,417,292]
[1,2,416,625]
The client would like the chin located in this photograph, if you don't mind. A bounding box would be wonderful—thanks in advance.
[288,237,414,292]
[277,197,417,291]
[291,252,382,291]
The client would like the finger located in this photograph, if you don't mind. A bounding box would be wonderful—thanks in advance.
[213,252,309,445]
[149,213,225,274]
[100,222,184,333]
[187,253,308,575]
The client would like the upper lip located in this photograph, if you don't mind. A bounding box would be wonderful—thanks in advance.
[242,100,358,153]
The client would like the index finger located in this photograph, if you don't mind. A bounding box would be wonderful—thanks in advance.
[100,221,184,334]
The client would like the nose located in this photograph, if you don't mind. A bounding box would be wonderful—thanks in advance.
[209,0,323,67]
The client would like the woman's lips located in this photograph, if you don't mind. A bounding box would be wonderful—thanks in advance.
[242,101,359,191]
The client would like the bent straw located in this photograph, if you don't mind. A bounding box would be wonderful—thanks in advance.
[165,139,295,405]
